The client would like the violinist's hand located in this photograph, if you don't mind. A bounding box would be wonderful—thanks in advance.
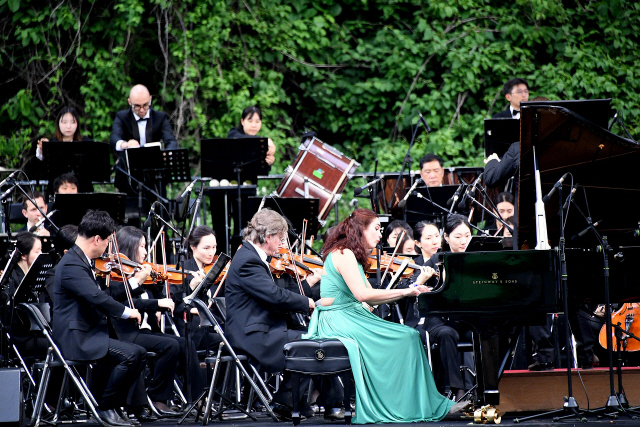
[35,227,50,237]
[129,309,142,324]
[406,285,430,297]
[156,312,162,324]
[308,297,315,314]
[306,268,323,287]
[158,298,174,314]
[190,307,199,316]
[265,138,276,165]
[123,140,140,149]
[594,304,606,317]
[414,266,436,285]
[133,264,153,283]
[189,270,206,290]
[484,153,500,164]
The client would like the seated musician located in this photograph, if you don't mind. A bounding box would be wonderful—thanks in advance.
[485,192,515,235]
[227,105,276,166]
[384,219,413,249]
[492,78,530,119]
[109,84,178,193]
[53,173,79,194]
[416,215,472,401]
[173,225,223,352]
[18,191,50,237]
[225,209,343,420]
[1,232,49,358]
[52,210,146,427]
[419,153,445,187]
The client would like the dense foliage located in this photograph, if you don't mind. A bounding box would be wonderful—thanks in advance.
[1,0,639,225]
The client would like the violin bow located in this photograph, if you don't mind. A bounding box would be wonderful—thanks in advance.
[110,232,136,310]
[380,230,405,284]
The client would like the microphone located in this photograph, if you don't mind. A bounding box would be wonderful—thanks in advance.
[180,177,199,198]
[446,183,466,208]
[562,184,578,210]
[542,173,569,204]
[418,112,431,132]
[571,219,601,241]
[397,178,423,209]
[142,203,156,230]
[257,193,268,211]
[0,184,16,202]
[29,209,57,233]
[0,170,18,188]
[354,176,384,196]
[457,173,484,211]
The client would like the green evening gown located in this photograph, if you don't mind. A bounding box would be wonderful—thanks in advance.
[302,253,454,424]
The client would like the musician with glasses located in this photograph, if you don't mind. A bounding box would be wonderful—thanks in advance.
[109,84,178,193]
[492,78,530,120]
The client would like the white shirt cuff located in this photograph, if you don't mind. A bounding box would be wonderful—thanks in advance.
[122,306,133,319]
[115,140,126,151]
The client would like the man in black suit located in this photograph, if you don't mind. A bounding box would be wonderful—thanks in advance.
[52,210,146,426]
[492,77,530,120]
[225,209,343,419]
[109,84,178,193]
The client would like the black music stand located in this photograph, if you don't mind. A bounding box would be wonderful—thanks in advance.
[13,253,54,304]
[161,148,191,184]
[201,138,268,254]
[404,186,458,227]
[42,140,111,193]
[465,236,504,252]
[247,196,320,233]
[53,193,127,225]
[483,119,520,159]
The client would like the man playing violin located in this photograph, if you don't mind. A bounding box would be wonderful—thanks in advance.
[52,210,146,427]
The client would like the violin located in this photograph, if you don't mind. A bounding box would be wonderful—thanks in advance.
[598,303,640,351]
[94,253,170,284]
[269,248,315,279]
[366,251,439,280]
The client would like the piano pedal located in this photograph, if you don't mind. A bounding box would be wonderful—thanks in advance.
[474,405,501,424]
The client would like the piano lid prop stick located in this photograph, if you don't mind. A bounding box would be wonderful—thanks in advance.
[532,146,551,250]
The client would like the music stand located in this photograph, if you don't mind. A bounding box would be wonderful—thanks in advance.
[53,193,127,226]
[484,119,520,158]
[200,138,269,184]
[42,141,111,192]
[13,253,54,304]
[161,148,191,183]
[466,236,505,252]
[404,186,458,227]
[247,196,320,233]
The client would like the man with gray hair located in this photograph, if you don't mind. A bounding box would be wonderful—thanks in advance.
[225,209,317,418]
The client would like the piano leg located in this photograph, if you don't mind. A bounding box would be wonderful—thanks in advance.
[476,335,500,406]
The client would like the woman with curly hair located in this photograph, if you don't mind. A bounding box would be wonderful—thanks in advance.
[303,209,459,424]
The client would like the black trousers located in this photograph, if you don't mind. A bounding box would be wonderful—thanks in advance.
[132,330,180,401]
[423,319,465,391]
[529,314,555,364]
[91,339,147,410]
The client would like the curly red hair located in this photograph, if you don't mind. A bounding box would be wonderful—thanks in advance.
[322,208,378,270]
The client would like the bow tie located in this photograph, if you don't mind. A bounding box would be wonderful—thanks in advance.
[137,117,148,122]
[512,110,520,116]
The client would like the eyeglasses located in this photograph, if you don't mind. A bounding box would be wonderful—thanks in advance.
[132,102,151,111]
[511,90,529,95]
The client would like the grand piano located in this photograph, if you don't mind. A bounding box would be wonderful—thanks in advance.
[418,100,640,405]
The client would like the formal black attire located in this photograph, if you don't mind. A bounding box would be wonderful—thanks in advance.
[109,108,177,194]
[52,245,147,410]
[272,273,319,331]
[492,109,514,119]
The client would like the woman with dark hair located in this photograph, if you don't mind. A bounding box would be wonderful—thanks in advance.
[384,219,413,248]
[303,209,457,423]
[414,221,441,260]
[109,226,183,417]
[414,214,472,401]
[227,105,276,166]
[36,107,85,158]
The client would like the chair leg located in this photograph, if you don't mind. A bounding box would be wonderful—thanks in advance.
[291,372,301,426]
[202,345,225,424]
[342,372,353,425]
[30,350,54,427]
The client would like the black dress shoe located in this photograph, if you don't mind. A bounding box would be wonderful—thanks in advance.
[324,407,345,421]
[132,407,158,422]
[116,408,139,426]
[528,360,554,371]
[96,409,132,427]
[271,402,305,421]
[151,401,180,417]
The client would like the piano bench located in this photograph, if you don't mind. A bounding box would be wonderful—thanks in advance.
[283,339,353,425]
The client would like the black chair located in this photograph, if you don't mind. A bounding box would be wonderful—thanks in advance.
[18,303,105,427]
[283,339,353,425]
[425,330,477,401]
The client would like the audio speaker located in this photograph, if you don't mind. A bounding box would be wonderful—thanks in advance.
[0,368,22,424]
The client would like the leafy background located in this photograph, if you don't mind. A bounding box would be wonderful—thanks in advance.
[1,0,638,230]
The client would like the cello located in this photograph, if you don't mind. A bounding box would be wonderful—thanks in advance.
[598,303,640,351]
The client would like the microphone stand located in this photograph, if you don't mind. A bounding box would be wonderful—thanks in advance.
[410,191,490,236]
[387,116,426,212]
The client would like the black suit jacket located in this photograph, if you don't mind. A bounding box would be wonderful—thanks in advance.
[492,107,514,119]
[225,242,309,373]
[52,245,128,361]
[484,141,519,190]
[106,281,160,342]
[109,108,178,150]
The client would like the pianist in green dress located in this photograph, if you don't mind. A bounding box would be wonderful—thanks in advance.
[303,208,455,424]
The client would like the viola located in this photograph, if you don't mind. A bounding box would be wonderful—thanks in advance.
[598,303,640,352]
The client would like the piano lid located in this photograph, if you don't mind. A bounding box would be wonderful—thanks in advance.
[518,101,640,249]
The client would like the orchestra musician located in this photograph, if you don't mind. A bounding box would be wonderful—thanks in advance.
[227,105,276,166]
[45,225,78,303]
[53,173,79,194]
[18,191,50,236]
[492,78,530,119]
[383,219,413,249]
[419,153,445,187]
[107,226,181,417]
[109,84,178,194]
[224,209,321,419]
[36,106,87,158]
[52,210,146,427]
[302,209,462,423]
[416,215,472,402]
